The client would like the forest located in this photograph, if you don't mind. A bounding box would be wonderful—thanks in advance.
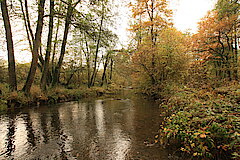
[0,0,239,159]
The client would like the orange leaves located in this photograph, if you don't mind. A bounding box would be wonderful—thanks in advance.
[193,9,238,64]
[129,0,172,35]
[199,133,207,139]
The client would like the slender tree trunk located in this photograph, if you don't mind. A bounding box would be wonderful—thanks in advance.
[1,0,17,91]
[39,45,44,69]
[51,0,63,77]
[24,0,34,44]
[41,0,54,91]
[109,58,113,81]
[52,0,73,86]
[101,52,110,86]
[20,0,45,68]
[150,0,156,84]
[234,26,238,80]
[83,35,91,88]
[90,3,104,87]
[51,13,61,75]
[150,0,154,45]
[19,0,33,52]
[66,70,77,86]
[137,14,142,49]
[22,0,46,94]
[52,0,82,86]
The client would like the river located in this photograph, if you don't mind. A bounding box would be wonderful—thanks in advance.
[0,92,173,160]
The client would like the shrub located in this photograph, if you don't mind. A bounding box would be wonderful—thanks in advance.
[158,86,240,159]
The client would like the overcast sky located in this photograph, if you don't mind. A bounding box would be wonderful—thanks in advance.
[116,0,218,47]
[170,0,217,33]
[0,0,218,63]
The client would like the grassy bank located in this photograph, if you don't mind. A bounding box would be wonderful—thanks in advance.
[154,83,240,159]
[0,83,121,111]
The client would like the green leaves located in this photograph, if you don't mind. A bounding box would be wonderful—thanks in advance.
[158,86,240,159]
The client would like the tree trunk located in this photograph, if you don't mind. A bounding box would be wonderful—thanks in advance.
[52,0,73,86]
[83,33,91,88]
[19,0,33,52]
[20,0,45,69]
[233,26,238,80]
[1,0,17,91]
[109,58,113,81]
[24,0,34,44]
[66,69,78,86]
[41,0,54,91]
[22,0,46,94]
[51,13,61,76]
[89,3,104,87]
[101,52,110,86]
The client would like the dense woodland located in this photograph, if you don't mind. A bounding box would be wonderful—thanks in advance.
[0,0,239,159]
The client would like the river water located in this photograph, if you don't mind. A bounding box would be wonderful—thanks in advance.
[0,93,173,160]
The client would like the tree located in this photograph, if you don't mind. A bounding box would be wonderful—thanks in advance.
[52,0,82,86]
[192,1,239,80]
[1,0,17,91]
[89,1,105,87]
[19,0,45,69]
[72,0,118,87]
[100,50,112,86]
[130,0,172,46]
[132,28,190,89]
[40,0,54,91]
[216,0,239,80]
[22,0,46,94]
[129,0,172,85]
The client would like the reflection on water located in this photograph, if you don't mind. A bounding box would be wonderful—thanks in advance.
[95,100,105,138]
[0,94,171,160]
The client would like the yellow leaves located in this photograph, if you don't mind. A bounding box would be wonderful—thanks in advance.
[193,152,198,156]
[202,145,209,151]
[163,127,172,132]
[190,143,195,148]
[142,21,154,27]
[129,0,172,33]
[194,132,200,136]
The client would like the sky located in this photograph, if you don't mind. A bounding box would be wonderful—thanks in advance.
[170,0,217,33]
[116,0,218,47]
[0,0,218,63]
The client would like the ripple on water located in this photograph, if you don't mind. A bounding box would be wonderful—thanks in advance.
[0,96,172,160]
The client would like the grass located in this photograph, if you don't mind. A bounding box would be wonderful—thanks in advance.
[0,83,122,111]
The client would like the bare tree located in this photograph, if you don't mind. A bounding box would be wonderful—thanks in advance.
[1,0,17,91]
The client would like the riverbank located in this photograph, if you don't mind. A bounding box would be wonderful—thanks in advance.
[0,83,122,112]
[155,83,240,159]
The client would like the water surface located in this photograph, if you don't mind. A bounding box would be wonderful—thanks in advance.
[0,94,172,160]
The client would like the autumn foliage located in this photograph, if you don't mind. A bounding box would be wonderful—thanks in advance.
[192,8,239,80]
[129,0,240,159]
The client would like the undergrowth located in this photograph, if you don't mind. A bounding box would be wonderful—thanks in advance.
[0,83,121,110]
[156,84,240,159]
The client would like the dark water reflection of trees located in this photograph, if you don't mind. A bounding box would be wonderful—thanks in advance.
[0,96,172,160]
